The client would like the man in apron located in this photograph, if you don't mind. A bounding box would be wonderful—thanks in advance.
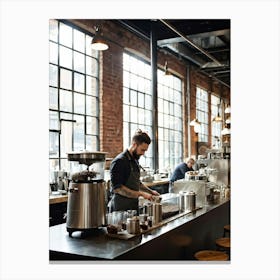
[109,129,160,213]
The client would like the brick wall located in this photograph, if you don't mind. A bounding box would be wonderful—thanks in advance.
[70,19,230,160]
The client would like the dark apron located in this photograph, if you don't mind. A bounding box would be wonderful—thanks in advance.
[109,159,140,212]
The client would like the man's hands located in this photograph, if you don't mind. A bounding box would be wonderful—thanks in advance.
[151,190,160,196]
[139,191,153,200]
[139,190,160,201]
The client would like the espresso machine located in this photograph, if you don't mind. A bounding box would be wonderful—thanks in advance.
[66,151,107,237]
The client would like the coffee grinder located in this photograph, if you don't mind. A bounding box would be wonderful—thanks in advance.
[66,151,107,237]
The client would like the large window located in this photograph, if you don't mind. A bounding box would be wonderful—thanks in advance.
[196,86,208,142]
[123,52,183,171]
[49,20,99,181]
[123,53,153,168]
[211,94,222,147]
[157,70,183,171]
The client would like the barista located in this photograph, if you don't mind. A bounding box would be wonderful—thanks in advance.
[109,129,160,212]
[170,157,196,182]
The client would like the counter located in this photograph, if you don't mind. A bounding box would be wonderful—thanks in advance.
[49,199,230,261]
[49,179,170,204]
[49,194,68,204]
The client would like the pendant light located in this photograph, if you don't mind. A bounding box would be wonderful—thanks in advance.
[190,118,201,126]
[190,118,201,133]
[221,124,231,135]
[212,102,223,122]
[164,61,171,76]
[225,116,231,124]
[225,104,231,114]
[91,26,109,51]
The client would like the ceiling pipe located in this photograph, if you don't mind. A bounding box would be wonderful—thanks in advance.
[117,19,230,88]
[159,19,224,67]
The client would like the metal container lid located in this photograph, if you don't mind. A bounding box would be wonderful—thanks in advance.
[187,191,196,196]
[67,151,107,166]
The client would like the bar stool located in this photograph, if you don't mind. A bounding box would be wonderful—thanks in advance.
[223,225,230,237]
[215,237,231,255]
[194,250,229,261]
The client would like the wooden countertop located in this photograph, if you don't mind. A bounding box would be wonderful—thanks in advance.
[49,194,68,204]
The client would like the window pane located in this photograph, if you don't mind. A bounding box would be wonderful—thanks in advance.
[49,111,59,130]
[74,72,85,92]
[130,73,137,90]
[59,45,72,69]
[73,115,84,151]
[59,22,72,47]
[60,68,72,90]
[130,106,138,123]
[196,87,208,142]
[49,64,58,87]
[145,94,152,110]
[86,76,97,96]
[60,112,72,121]
[60,120,73,157]
[138,92,144,108]
[49,19,58,42]
[138,108,145,124]
[130,90,137,106]
[123,104,129,121]
[123,87,129,104]
[137,76,145,92]
[74,92,85,114]
[49,87,58,110]
[73,29,85,52]
[59,89,72,112]
[86,116,97,135]
[86,56,98,76]
[74,51,85,73]
[49,42,58,64]
[145,110,152,124]
[86,135,97,150]
[123,53,130,71]
[86,95,97,116]
[123,71,129,87]
[49,132,59,158]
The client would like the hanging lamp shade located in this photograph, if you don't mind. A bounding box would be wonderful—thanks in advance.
[225,104,231,114]
[225,116,231,124]
[212,102,223,122]
[212,113,223,122]
[221,126,231,135]
[91,27,109,51]
[190,118,201,126]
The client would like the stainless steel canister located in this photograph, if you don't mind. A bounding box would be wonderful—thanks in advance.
[152,203,162,224]
[126,217,140,234]
[144,202,153,216]
[187,191,196,211]
[179,191,196,212]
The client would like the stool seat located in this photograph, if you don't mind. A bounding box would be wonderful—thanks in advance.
[224,225,230,232]
[216,237,231,249]
[194,250,229,261]
[223,224,230,237]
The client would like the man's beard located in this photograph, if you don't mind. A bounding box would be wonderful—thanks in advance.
[132,149,140,160]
